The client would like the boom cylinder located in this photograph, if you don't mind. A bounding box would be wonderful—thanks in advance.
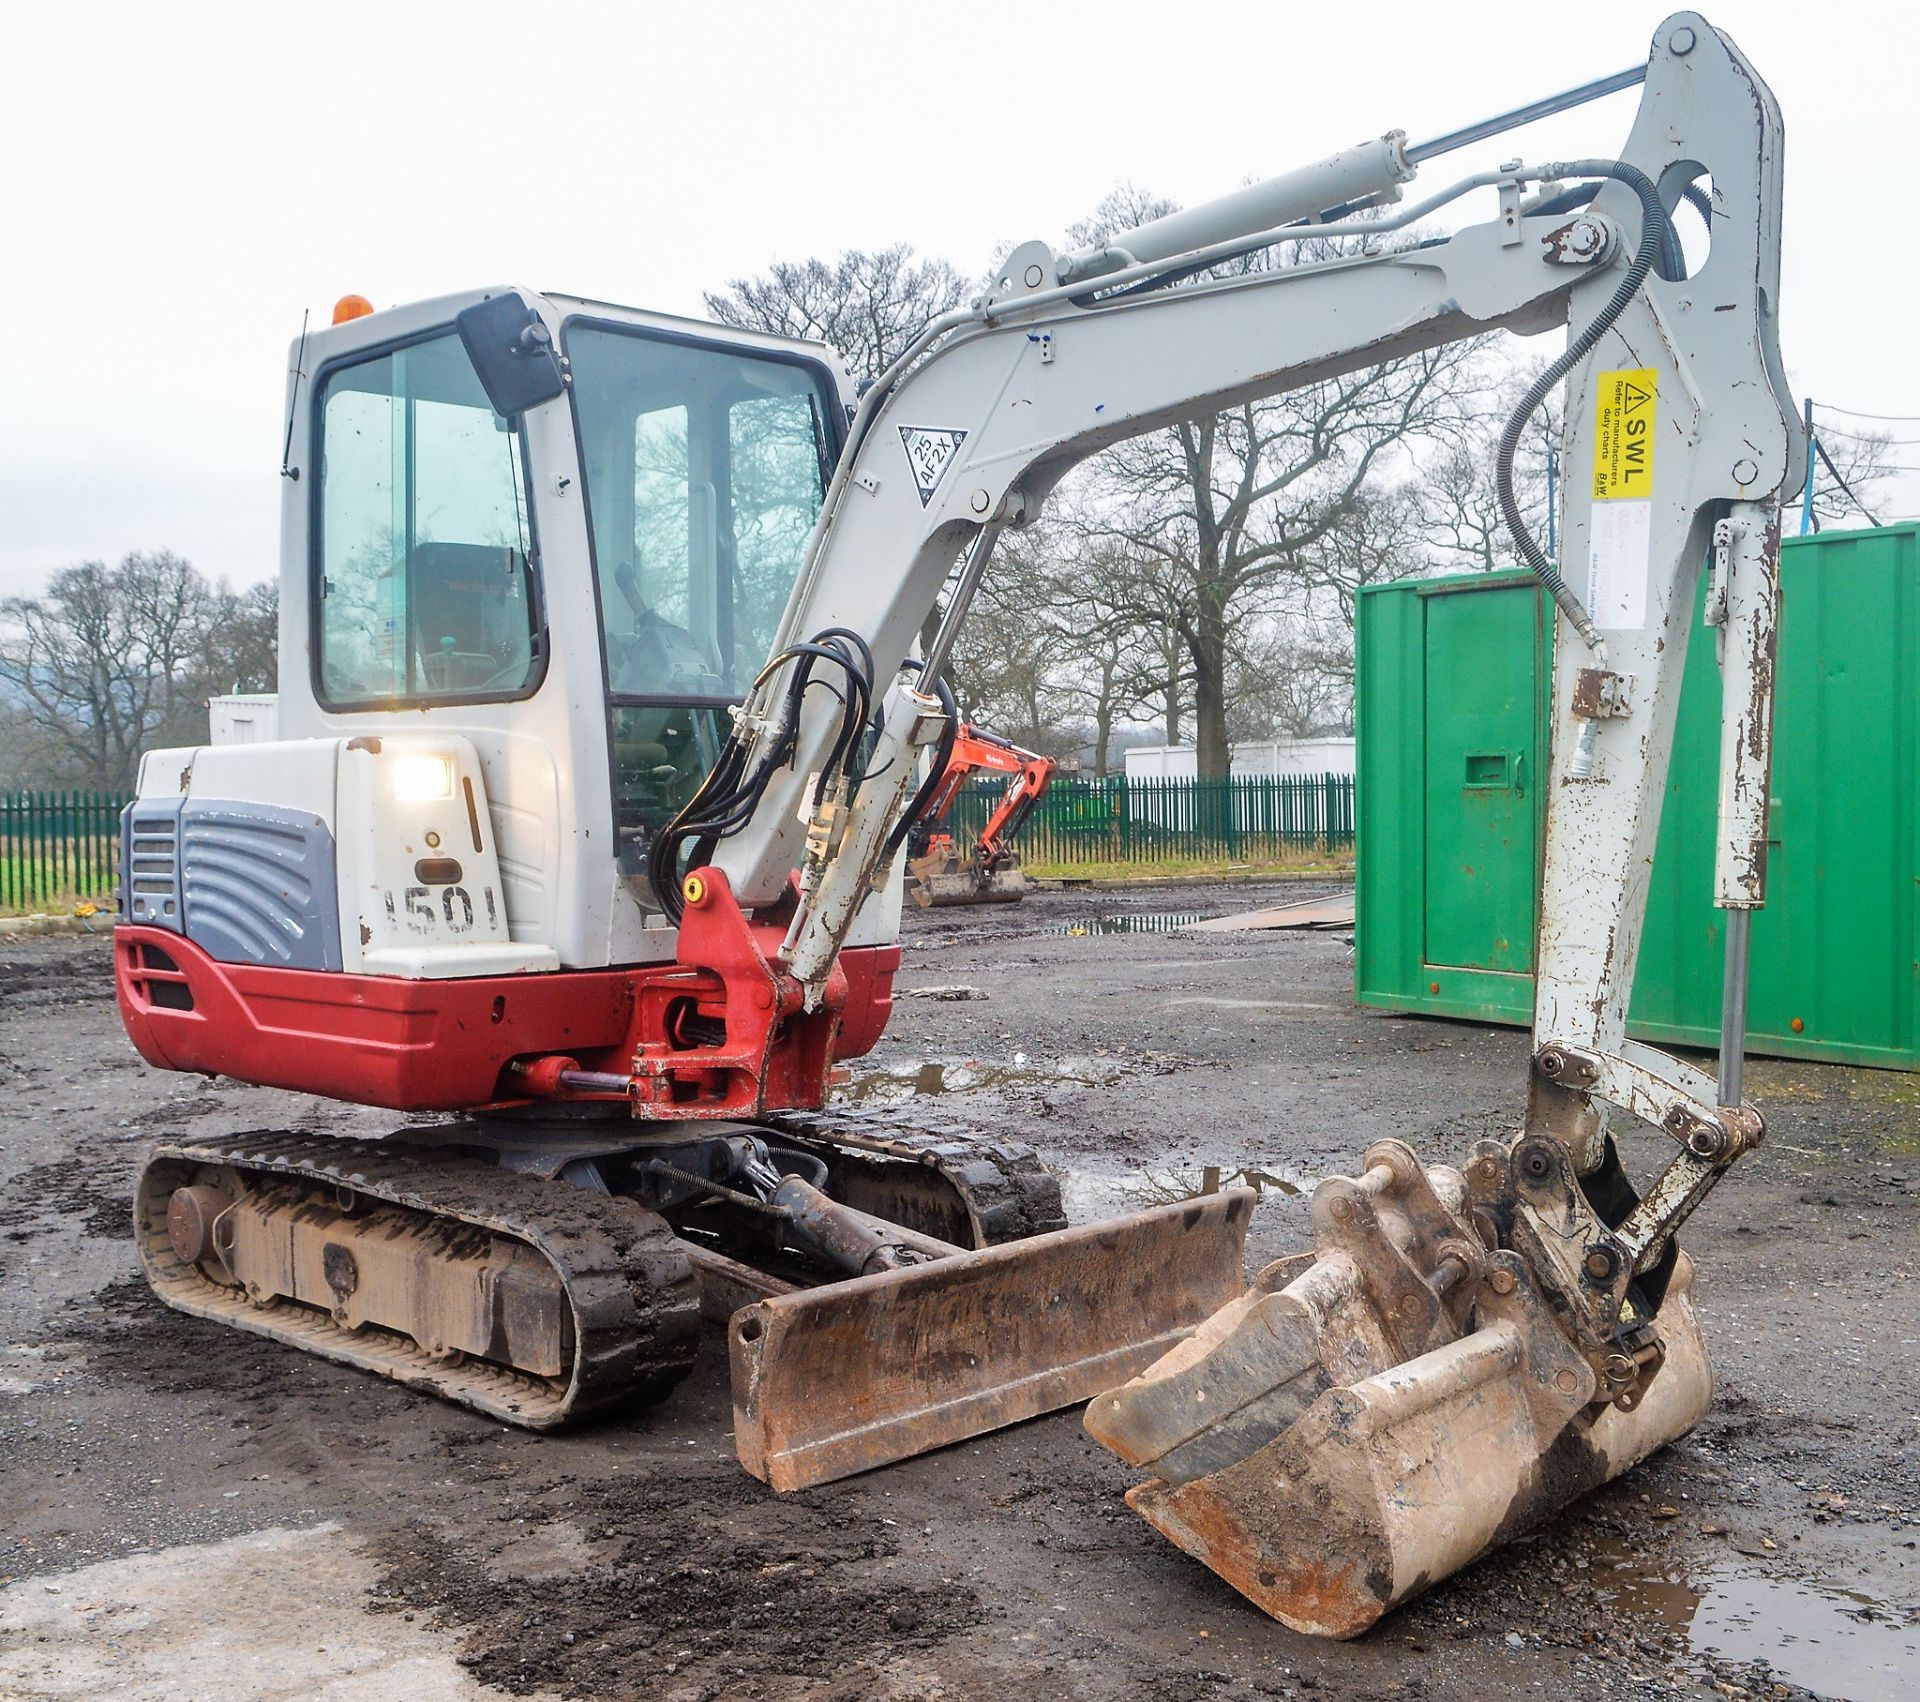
[1057,135,1416,285]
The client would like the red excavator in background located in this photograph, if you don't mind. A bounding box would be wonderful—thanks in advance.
[903,725,1055,907]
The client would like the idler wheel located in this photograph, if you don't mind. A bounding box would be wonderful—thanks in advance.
[167,1184,232,1267]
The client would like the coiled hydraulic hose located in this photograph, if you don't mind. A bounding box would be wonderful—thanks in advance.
[1496,159,1676,654]
[647,629,876,923]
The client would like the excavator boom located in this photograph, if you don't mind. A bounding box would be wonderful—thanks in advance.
[1082,13,1798,1632]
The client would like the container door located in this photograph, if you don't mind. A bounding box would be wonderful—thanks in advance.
[1741,528,1916,1065]
[1422,589,1539,973]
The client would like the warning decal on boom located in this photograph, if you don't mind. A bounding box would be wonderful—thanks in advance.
[1586,367,1659,629]
[1591,367,1658,500]
[900,427,968,506]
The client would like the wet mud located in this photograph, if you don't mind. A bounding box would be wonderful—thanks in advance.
[2,883,1918,1700]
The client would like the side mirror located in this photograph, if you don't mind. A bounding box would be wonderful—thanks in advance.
[456,293,567,419]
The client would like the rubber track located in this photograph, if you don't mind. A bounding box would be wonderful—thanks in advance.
[767,1107,1068,1246]
[135,1131,700,1429]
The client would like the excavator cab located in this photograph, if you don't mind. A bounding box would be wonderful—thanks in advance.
[297,295,854,934]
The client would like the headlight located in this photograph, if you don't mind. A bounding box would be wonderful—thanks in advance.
[391,754,454,802]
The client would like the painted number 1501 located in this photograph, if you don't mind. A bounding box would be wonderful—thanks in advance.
[385,885,499,936]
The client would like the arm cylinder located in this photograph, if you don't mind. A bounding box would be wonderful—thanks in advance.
[1709,509,1780,912]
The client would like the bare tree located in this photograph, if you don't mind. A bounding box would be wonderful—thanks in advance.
[1050,562,1167,777]
[1423,372,1560,573]
[1076,342,1483,776]
[1225,617,1355,739]
[1291,482,1432,634]
[209,580,279,695]
[704,245,969,381]
[1002,520,1174,775]
[1805,421,1895,529]
[1041,190,1493,778]
[0,554,276,790]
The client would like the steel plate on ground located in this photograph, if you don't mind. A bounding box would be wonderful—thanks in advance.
[1181,892,1356,933]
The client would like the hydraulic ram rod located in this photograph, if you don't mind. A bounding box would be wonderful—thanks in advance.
[1406,64,1650,165]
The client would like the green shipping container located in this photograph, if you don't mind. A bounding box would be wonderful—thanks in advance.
[1354,524,1920,1069]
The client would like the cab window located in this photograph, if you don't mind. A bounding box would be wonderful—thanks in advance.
[565,324,833,701]
[314,332,542,707]
[565,323,837,885]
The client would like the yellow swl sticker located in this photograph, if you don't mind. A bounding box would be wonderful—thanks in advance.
[1591,367,1658,499]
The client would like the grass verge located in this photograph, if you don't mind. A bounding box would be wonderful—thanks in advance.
[1024,852,1352,884]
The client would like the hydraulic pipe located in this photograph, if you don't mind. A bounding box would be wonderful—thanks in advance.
[921,520,1005,687]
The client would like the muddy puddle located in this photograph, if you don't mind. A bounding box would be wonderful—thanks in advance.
[835,1053,1140,1105]
[1590,1541,1918,1699]
[1047,912,1210,936]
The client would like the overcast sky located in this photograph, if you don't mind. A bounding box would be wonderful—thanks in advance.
[4,0,1913,601]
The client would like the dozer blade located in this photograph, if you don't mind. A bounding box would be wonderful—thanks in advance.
[729,1188,1254,1490]
[1085,1142,1713,1638]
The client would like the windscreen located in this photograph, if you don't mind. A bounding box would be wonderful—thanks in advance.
[566,324,835,699]
[564,322,838,879]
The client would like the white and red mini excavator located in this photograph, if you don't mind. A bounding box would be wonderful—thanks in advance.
[116,12,1801,1631]
[902,724,1055,906]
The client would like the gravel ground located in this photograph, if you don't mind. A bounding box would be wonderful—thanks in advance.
[2,881,1917,1701]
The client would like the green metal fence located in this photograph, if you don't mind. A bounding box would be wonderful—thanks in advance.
[0,773,1357,912]
[1,790,129,912]
[947,773,1354,867]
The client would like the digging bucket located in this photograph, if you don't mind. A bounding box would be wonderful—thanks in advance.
[729,1187,1254,1490]
[1085,1142,1713,1637]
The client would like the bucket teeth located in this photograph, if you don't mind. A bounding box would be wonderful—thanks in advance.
[1086,1142,1715,1638]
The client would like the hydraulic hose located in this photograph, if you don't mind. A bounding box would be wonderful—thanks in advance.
[882,669,959,864]
[1496,158,1675,654]
[648,630,876,923]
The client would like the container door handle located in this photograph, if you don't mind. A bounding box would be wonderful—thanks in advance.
[1512,751,1527,799]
